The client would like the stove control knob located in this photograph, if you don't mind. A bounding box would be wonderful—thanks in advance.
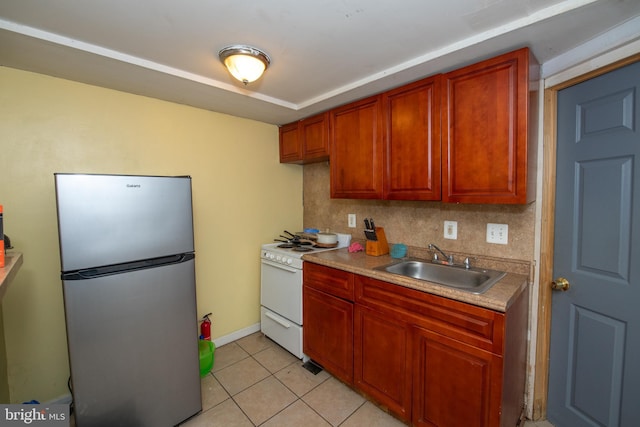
[276,255,282,262]
[286,258,292,265]
[268,253,275,260]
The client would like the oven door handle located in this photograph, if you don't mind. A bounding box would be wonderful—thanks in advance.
[264,311,291,329]
[261,259,299,273]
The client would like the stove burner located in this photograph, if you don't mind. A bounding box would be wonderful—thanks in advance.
[277,243,295,248]
[292,246,314,252]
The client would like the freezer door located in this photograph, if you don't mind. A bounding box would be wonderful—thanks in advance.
[63,258,201,427]
[55,174,194,271]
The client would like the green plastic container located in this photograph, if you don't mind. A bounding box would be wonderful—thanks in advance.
[199,339,215,377]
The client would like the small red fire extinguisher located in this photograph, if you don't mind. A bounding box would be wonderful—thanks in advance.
[200,313,212,341]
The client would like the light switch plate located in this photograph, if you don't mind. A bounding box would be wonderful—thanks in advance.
[348,214,356,228]
[444,220,457,240]
[486,223,508,244]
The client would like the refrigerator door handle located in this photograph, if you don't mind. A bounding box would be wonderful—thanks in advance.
[62,253,195,280]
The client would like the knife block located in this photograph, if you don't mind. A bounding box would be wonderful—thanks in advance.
[366,227,389,256]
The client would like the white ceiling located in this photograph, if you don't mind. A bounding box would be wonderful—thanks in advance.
[1,0,639,125]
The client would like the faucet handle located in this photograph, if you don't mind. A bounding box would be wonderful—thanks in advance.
[463,257,471,269]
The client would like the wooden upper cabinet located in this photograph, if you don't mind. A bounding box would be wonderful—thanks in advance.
[300,112,330,162]
[279,121,303,163]
[330,95,384,199]
[443,47,538,204]
[383,75,442,200]
[289,47,537,203]
[279,112,330,164]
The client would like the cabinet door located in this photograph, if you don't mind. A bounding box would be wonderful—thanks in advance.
[354,305,412,422]
[383,75,442,200]
[330,95,384,199]
[443,47,535,204]
[301,112,330,162]
[412,326,502,427]
[303,285,354,383]
[279,121,303,163]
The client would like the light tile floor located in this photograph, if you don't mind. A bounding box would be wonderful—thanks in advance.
[183,332,556,427]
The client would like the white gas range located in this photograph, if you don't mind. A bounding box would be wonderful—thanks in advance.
[260,240,348,360]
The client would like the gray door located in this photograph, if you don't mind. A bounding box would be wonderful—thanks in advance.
[548,60,640,426]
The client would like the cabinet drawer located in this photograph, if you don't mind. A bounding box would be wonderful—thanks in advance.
[355,275,504,354]
[303,262,354,301]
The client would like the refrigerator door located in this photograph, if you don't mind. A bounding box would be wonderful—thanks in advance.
[63,258,201,427]
[55,174,194,272]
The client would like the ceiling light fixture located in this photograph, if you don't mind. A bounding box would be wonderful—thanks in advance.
[219,45,271,85]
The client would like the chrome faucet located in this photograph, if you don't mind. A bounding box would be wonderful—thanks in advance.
[428,244,454,265]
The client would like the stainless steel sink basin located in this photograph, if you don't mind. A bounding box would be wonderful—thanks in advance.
[374,259,506,294]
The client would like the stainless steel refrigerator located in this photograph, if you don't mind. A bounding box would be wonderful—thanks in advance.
[54,173,201,427]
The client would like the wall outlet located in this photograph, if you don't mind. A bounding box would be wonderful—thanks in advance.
[348,214,357,228]
[486,223,508,244]
[444,220,457,240]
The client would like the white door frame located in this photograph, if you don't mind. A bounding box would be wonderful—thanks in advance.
[530,51,640,420]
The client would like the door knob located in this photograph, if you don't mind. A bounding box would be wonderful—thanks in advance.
[551,277,570,291]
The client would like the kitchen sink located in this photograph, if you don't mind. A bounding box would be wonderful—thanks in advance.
[374,259,506,294]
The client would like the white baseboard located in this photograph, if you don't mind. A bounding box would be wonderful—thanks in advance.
[212,322,261,348]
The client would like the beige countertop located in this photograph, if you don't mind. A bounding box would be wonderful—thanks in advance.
[0,252,23,302]
[302,248,528,312]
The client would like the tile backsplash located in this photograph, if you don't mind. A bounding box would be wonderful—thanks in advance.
[303,162,536,264]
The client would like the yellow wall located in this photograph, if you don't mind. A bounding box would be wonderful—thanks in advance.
[0,67,303,403]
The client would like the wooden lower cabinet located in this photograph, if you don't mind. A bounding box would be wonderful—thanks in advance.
[411,326,502,427]
[303,286,354,383]
[304,263,528,427]
[354,305,412,421]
